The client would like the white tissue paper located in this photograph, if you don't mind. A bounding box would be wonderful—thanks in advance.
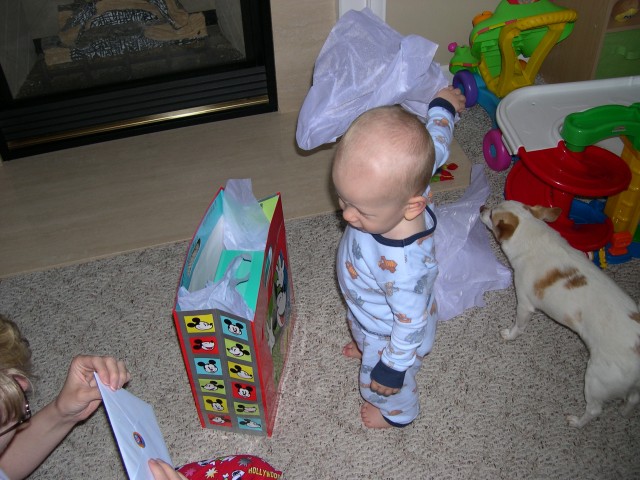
[296,7,449,150]
[176,179,268,315]
[222,178,270,251]
[434,165,513,321]
[177,254,255,319]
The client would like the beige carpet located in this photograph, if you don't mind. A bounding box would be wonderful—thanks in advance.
[1,106,639,479]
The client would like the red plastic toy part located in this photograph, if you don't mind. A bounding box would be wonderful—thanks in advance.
[519,142,631,197]
[505,143,632,252]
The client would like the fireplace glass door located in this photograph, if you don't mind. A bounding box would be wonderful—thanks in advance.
[0,0,276,160]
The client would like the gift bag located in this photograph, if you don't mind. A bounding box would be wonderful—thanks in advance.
[172,188,294,436]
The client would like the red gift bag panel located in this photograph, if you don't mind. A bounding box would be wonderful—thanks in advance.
[173,192,295,436]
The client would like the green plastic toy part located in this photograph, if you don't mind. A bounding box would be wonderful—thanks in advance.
[561,103,640,152]
[449,0,575,77]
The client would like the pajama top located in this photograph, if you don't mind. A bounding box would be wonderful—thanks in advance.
[337,203,439,386]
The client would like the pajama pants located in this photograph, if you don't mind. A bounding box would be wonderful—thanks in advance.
[348,311,437,426]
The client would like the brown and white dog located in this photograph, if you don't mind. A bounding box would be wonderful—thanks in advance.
[480,200,640,427]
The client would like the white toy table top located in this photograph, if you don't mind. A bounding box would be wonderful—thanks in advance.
[496,76,640,156]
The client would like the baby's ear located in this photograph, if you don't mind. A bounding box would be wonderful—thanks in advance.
[404,195,428,221]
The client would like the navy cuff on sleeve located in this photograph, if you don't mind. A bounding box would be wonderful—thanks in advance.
[371,361,405,389]
[428,97,456,117]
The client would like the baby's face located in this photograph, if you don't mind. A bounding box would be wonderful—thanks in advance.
[333,166,408,237]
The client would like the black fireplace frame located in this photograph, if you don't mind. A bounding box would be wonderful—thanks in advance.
[0,0,277,160]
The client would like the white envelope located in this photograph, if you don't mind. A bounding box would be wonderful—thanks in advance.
[96,373,173,479]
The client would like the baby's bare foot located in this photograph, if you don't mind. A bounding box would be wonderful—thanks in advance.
[342,341,362,360]
[360,402,392,429]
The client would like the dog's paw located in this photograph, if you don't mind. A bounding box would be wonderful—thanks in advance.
[566,415,582,428]
[620,392,640,418]
[567,413,595,428]
[500,327,519,341]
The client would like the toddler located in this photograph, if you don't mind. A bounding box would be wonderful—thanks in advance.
[333,87,465,428]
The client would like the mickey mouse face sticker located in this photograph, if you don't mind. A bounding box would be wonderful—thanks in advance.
[224,339,251,361]
[185,314,215,333]
[223,317,248,340]
[196,359,221,376]
[228,363,254,381]
[192,337,217,354]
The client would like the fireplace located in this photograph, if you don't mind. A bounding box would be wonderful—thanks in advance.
[0,0,277,160]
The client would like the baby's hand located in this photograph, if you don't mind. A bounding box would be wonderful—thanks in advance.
[436,85,466,113]
[370,379,399,397]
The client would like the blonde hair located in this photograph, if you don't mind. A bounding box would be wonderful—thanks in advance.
[334,105,435,197]
[0,314,33,426]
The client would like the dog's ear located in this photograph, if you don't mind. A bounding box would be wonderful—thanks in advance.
[527,205,562,223]
[493,212,519,242]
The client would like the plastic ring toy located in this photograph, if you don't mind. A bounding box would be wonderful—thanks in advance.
[452,70,478,108]
[483,129,511,171]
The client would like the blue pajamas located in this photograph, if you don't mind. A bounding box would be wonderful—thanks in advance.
[337,207,439,426]
[336,102,455,426]
[348,304,437,425]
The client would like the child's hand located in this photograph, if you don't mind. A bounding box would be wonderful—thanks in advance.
[370,379,399,397]
[436,85,466,113]
[149,459,188,480]
[53,355,130,423]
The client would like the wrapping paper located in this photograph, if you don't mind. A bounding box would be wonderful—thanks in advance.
[296,8,448,150]
[434,165,512,321]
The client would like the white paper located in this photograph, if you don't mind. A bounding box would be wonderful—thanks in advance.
[96,373,173,479]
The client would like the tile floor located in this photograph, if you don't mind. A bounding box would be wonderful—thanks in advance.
[0,111,469,277]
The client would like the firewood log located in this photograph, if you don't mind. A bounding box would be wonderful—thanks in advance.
[144,12,207,41]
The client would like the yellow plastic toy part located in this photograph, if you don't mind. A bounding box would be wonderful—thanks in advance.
[598,247,608,269]
[473,11,493,26]
[478,9,578,98]
[605,136,640,236]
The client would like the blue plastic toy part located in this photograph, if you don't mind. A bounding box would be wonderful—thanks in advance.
[473,73,501,128]
[571,199,640,268]
[569,198,608,225]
